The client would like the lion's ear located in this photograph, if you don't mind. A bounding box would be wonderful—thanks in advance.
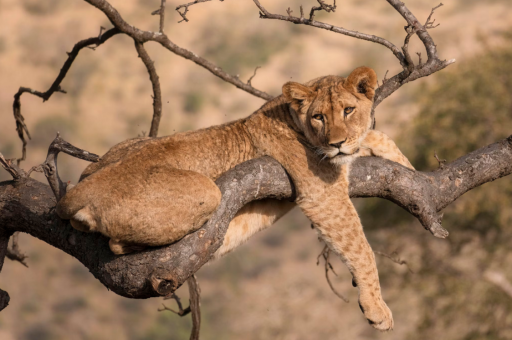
[345,66,377,101]
[282,82,314,102]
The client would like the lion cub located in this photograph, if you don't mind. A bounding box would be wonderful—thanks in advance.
[57,67,414,330]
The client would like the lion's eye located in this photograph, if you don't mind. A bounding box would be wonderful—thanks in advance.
[312,114,324,121]
[344,107,355,116]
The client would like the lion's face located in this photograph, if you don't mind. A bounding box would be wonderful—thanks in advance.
[283,67,377,166]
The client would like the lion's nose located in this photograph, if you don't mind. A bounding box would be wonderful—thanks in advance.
[329,139,347,149]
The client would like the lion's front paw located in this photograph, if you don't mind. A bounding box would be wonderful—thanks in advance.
[358,295,394,331]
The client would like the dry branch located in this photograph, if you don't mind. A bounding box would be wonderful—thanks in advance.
[151,0,167,33]
[317,245,349,302]
[251,0,455,121]
[484,271,512,299]
[176,0,220,23]
[12,28,121,164]
[134,41,163,138]
[84,0,272,101]
[0,136,511,301]
[5,233,28,268]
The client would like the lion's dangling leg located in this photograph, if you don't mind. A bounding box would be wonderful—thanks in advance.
[302,196,393,331]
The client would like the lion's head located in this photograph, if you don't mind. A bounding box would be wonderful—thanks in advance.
[283,66,377,165]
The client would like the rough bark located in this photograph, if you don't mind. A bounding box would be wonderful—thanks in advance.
[0,136,510,300]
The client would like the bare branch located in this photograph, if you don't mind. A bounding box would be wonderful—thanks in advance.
[0,153,25,180]
[187,276,201,340]
[84,0,272,101]
[159,292,191,316]
[12,27,121,164]
[374,251,413,273]
[6,232,28,268]
[252,0,405,66]
[434,150,446,169]
[424,3,443,29]
[151,0,167,33]
[42,134,100,201]
[247,66,261,86]
[317,245,349,302]
[134,41,163,138]
[176,0,221,23]
[309,0,336,21]
[484,271,512,299]
[250,0,455,122]
[158,276,201,339]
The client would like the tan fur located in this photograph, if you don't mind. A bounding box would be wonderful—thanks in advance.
[57,67,414,330]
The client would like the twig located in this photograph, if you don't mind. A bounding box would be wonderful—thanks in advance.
[374,251,413,273]
[380,70,389,87]
[252,0,405,65]
[176,0,221,23]
[0,153,25,180]
[309,0,336,21]
[247,66,261,86]
[159,276,201,340]
[187,275,201,340]
[151,0,167,33]
[41,133,100,201]
[417,52,423,67]
[12,27,120,165]
[6,232,28,268]
[484,270,512,299]
[134,41,162,138]
[317,245,349,303]
[82,0,272,101]
[159,292,191,316]
[424,3,443,29]
[434,150,446,169]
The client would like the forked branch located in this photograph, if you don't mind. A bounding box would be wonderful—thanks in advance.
[251,0,455,117]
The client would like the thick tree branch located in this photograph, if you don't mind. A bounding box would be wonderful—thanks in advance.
[0,136,510,299]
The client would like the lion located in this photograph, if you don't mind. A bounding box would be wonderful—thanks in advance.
[57,66,414,330]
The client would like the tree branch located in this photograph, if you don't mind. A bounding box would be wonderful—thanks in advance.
[252,0,406,66]
[134,41,163,138]
[12,28,121,164]
[151,0,167,33]
[176,0,220,23]
[6,232,28,268]
[251,0,455,124]
[0,136,510,300]
[83,0,273,100]
[187,275,201,340]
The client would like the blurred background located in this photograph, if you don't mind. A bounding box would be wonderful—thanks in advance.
[1,0,512,339]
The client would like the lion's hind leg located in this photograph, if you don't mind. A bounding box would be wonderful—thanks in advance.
[59,166,222,254]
